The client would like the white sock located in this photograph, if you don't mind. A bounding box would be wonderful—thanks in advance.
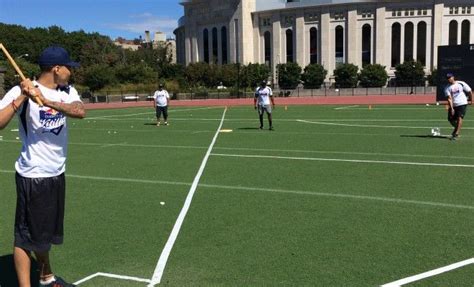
[40,276,56,285]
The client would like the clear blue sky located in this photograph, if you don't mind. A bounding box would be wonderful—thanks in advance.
[0,0,183,40]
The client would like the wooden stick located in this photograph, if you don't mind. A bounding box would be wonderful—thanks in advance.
[0,43,44,107]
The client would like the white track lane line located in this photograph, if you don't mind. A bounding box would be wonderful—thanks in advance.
[381,258,474,286]
[298,119,474,130]
[148,108,227,286]
[335,105,359,110]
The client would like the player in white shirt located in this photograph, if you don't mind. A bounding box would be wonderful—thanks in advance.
[254,80,275,130]
[444,73,472,140]
[0,46,85,287]
[153,84,170,126]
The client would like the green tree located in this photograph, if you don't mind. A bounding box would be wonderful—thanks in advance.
[185,63,217,88]
[301,64,327,89]
[82,64,116,91]
[241,63,271,88]
[359,64,389,87]
[334,63,359,88]
[277,62,302,89]
[216,64,239,88]
[394,60,425,87]
[0,59,40,90]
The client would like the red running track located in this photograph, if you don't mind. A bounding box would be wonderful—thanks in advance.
[84,94,437,110]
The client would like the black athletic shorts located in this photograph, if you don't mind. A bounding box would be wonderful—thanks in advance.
[448,104,467,125]
[14,172,66,253]
[156,106,168,119]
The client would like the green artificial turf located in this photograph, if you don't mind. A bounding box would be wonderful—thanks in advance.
[1,105,473,286]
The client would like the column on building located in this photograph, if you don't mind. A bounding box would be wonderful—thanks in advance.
[346,8,359,66]
[320,9,332,81]
[432,3,444,69]
[375,6,387,70]
[295,10,305,66]
[272,14,282,82]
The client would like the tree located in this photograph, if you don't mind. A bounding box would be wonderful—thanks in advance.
[81,64,116,91]
[185,63,217,88]
[334,63,359,88]
[359,64,389,88]
[277,62,302,89]
[427,69,438,86]
[394,60,425,87]
[301,64,327,89]
[241,63,271,88]
[0,59,40,90]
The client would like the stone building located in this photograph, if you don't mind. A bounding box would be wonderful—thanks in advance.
[174,0,474,81]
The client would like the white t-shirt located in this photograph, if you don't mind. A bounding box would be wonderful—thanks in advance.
[153,90,170,107]
[0,82,81,178]
[445,81,472,107]
[255,86,273,106]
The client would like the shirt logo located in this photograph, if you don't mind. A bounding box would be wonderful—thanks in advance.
[40,108,66,135]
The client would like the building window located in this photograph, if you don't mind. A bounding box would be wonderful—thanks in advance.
[391,23,401,67]
[417,22,427,66]
[310,27,318,64]
[449,20,458,45]
[212,27,218,64]
[335,25,344,64]
[361,10,373,18]
[221,26,228,64]
[261,18,271,27]
[306,12,318,22]
[264,31,272,67]
[362,24,371,66]
[404,22,414,61]
[461,20,471,44]
[334,12,345,20]
[284,15,295,25]
[286,29,294,63]
[203,28,209,63]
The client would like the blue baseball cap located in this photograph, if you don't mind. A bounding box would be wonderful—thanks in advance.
[38,46,80,68]
[446,72,454,79]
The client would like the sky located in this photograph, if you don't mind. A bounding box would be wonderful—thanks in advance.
[0,0,183,40]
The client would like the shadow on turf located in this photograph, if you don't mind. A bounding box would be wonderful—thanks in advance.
[400,135,451,140]
[0,254,39,287]
[237,127,262,130]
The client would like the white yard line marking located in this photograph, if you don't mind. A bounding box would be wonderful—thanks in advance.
[381,258,474,286]
[211,153,474,168]
[88,107,218,120]
[148,108,227,286]
[335,105,359,110]
[298,119,474,130]
[73,272,151,285]
[2,170,473,211]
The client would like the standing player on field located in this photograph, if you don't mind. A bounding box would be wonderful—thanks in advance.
[153,84,170,126]
[0,46,85,287]
[254,80,275,130]
[445,73,472,140]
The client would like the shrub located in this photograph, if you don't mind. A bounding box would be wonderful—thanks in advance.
[359,64,389,88]
[334,63,359,88]
[301,64,327,89]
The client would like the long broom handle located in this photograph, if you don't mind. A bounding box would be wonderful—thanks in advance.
[0,43,44,107]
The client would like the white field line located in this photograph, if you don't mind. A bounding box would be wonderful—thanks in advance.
[3,138,474,162]
[2,169,473,211]
[73,272,151,285]
[381,258,474,287]
[87,107,219,120]
[335,105,359,110]
[148,108,227,286]
[297,119,474,130]
[211,153,474,168]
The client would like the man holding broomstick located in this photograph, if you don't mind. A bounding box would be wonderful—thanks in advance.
[0,45,85,287]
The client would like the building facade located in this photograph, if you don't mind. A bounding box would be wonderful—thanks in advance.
[174,0,474,81]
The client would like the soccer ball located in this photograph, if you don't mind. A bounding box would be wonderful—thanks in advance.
[431,128,441,136]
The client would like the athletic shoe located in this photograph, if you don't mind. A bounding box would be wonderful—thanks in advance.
[156,122,160,126]
[40,276,76,287]
[269,126,274,131]
[164,122,169,126]
[259,126,263,130]
[451,134,458,141]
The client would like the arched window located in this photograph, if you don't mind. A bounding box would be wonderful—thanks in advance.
[417,22,427,66]
[212,27,218,64]
[461,20,470,45]
[310,27,318,64]
[286,29,294,63]
[203,28,209,63]
[449,20,458,45]
[404,22,414,62]
[221,27,228,64]
[335,25,344,64]
[362,24,371,65]
[391,23,401,67]
[264,31,272,67]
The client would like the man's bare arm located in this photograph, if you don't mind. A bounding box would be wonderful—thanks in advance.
[44,100,86,119]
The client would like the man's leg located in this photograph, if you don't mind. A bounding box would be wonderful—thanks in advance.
[453,117,463,137]
[14,247,31,287]
[34,251,53,281]
[163,107,168,125]
[267,112,273,130]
